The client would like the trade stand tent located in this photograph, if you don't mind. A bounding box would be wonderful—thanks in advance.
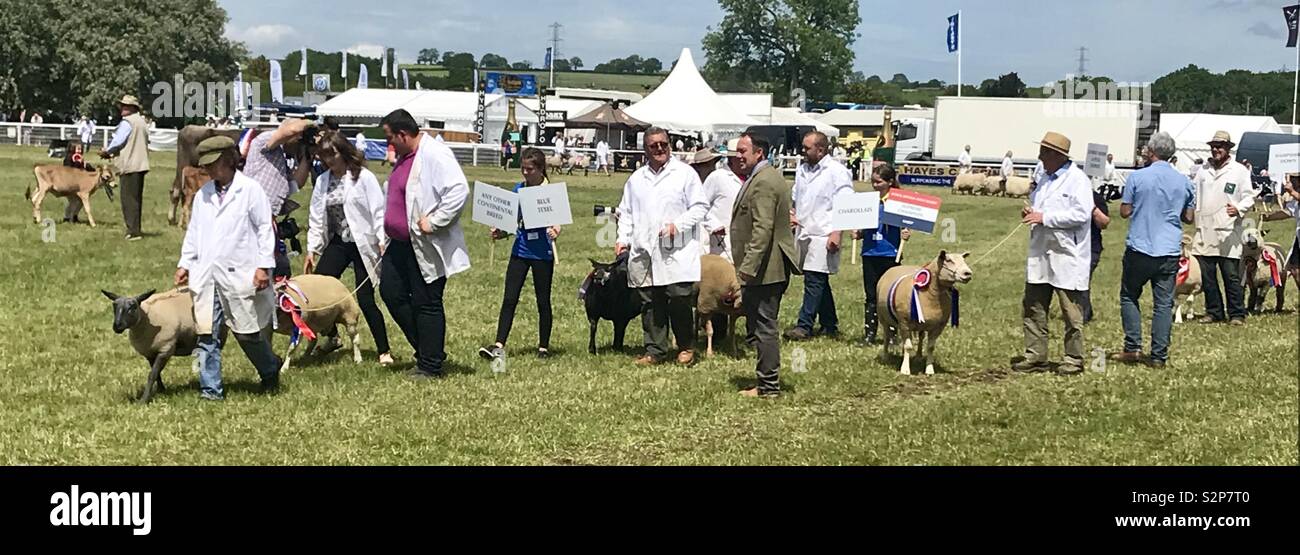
[623,48,758,137]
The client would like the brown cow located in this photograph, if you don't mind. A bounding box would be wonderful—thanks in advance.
[27,165,117,228]
[170,125,241,225]
[178,166,210,229]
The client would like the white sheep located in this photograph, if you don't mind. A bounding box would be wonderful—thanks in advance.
[1175,235,1202,324]
[696,254,744,357]
[877,250,973,375]
[1002,176,1034,198]
[953,173,983,195]
[102,288,200,403]
[274,274,363,372]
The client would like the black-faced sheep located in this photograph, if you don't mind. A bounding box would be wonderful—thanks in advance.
[102,288,200,403]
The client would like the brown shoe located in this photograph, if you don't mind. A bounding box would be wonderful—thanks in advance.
[1229,319,1246,327]
[1196,316,1221,324]
[676,350,695,365]
[634,354,659,366]
[1108,351,1142,364]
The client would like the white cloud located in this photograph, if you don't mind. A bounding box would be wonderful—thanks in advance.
[346,43,385,59]
[226,24,300,52]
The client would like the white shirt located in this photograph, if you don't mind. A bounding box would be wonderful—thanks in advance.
[395,133,472,282]
[1104,161,1117,184]
[1026,162,1093,291]
[308,168,388,286]
[1190,160,1256,259]
[616,157,709,287]
[700,165,742,261]
[958,150,972,172]
[1001,156,1015,178]
[77,119,96,143]
[1285,197,1299,261]
[596,141,610,161]
[354,133,367,153]
[178,171,277,334]
[793,155,854,274]
[554,139,566,155]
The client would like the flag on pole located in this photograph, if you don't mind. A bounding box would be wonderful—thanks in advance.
[299,48,308,76]
[342,50,348,80]
[233,67,244,111]
[358,64,369,89]
[1286,5,1299,47]
[403,69,410,89]
[381,47,388,78]
[269,60,284,103]
[544,47,553,69]
[947,13,960,53]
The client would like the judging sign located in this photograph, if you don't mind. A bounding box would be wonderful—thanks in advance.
[1084,143,1109,179]
[518,183,573,229]
[882,189,943,233]
[831,191,880,231]
[472,182,519,230]
[1269,143,1300,184]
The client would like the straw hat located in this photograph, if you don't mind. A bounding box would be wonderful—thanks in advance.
[1207,130,1235,147]
[1035,131,1071,157]
[116,95,142,109]
[691,149,722,166]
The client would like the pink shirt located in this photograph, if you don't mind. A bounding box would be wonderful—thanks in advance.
[384,149,416,242]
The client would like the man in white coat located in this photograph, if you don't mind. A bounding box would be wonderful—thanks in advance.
[175,136,282,400]
[958,144,973,175]
[699,149,743,262]
[596,139,612,176]
[1000,150,1015,190]
[786,131,854,341]
[76,115,96,148]
[1014,132,1093,374]
[1190,130,1256,325]
[615,126,708,366]
[378,109,471,380]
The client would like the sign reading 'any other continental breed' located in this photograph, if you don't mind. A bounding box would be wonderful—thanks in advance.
[882,189,943,233]
[518,183,573,229]
[472,182,519,230]
[1269,142,1300,183]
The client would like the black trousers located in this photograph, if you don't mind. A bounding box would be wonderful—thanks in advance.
[495,256,554,348]
[1196,255,1246,321]
[1081,253,1102,323]
[316,238,391,354]
[119,171,146,236]
[743,281,787,394]
[861,256,899,341]
[637,282,697,359]
[379,241,448,374]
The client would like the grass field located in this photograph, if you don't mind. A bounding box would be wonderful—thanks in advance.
[1,144,1295,465]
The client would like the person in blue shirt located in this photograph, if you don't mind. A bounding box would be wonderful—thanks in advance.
[1108,133,1196,368]
[856,163,911,345]
[480,148,561,361]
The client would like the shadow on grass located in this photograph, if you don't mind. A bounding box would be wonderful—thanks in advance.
[875,349,953,375]
[727,375,797,395]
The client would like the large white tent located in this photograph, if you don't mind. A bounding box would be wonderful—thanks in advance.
[316,88,540,140]
[1160,113,1283,171]
[770,107,840,138]
[623,48,757,135]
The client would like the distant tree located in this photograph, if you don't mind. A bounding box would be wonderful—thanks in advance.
[642,57,663,73]
[511,61,532,70]
[703,0,860,104]
[847,71,866,84]
[866,74,883,86]
[417,48,440,65]
[890,73,911,86]
[924,78,944,88]
[553,58,572,71]
[980,72,1027,97]
[441,51,458,65]
[568,57,583,70]
[480,53,509,68]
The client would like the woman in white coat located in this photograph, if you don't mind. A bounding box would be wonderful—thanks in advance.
[176,136,282,401]
[304,130,393,366]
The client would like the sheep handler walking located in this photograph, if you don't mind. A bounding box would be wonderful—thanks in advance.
[176,136,282,401]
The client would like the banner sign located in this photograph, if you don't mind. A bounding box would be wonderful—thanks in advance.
[484,72,539,97]
[472,182,519,230]
[882,189,943,234]
[831,192,880,231]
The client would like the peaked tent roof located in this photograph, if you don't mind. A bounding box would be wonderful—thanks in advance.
[623,48,758,134]
[566,103,651,130]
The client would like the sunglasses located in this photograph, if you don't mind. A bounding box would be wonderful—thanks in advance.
[646,141,670,150]
[1209,143,1232,149]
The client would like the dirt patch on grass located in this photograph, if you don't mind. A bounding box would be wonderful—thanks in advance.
[868,367,1015,399]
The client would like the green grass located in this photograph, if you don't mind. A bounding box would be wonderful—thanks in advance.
[2,145,1296,465]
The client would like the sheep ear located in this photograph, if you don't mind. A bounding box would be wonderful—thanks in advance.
[937,250,948,264]
[101,290,120,301]
[135,290,156,303]
[589,258,600,268]
[961,252,971,260]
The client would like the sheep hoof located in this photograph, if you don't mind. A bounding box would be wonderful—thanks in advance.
[901,366,911,376]
[925,364,935,375]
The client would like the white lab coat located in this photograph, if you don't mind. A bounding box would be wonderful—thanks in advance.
[392,133,471,283]
[77,119,95,145]
[308,167,388,286]
[1000,156,1015,178]
[596,141,610,165]
[354,134,367,155]
[555,139,566,156]
[1104,161,1116,184]
[958,150,973,174]
[699,165,742,261]
[1026,162,1093,292]
[793,156,854,274]
[616,157,708,287]
[1190,160,1256,259]
[179,171,277,334]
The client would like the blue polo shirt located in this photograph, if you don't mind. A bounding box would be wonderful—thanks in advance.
[861,196,902,258]
[511,182,554,261]
[1122,161,1195,257]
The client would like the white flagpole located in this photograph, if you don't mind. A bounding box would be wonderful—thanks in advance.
[1293,37,1298,127]
[957,10,963,97]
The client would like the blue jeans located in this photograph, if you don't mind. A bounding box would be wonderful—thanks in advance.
[1119,248,1180,362]
[196,293,281,399]
[795,271,838,334]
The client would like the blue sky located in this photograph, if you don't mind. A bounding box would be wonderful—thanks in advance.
[219,0,1300,87]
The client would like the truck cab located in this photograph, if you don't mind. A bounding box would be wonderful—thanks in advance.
[894,118,935,161]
